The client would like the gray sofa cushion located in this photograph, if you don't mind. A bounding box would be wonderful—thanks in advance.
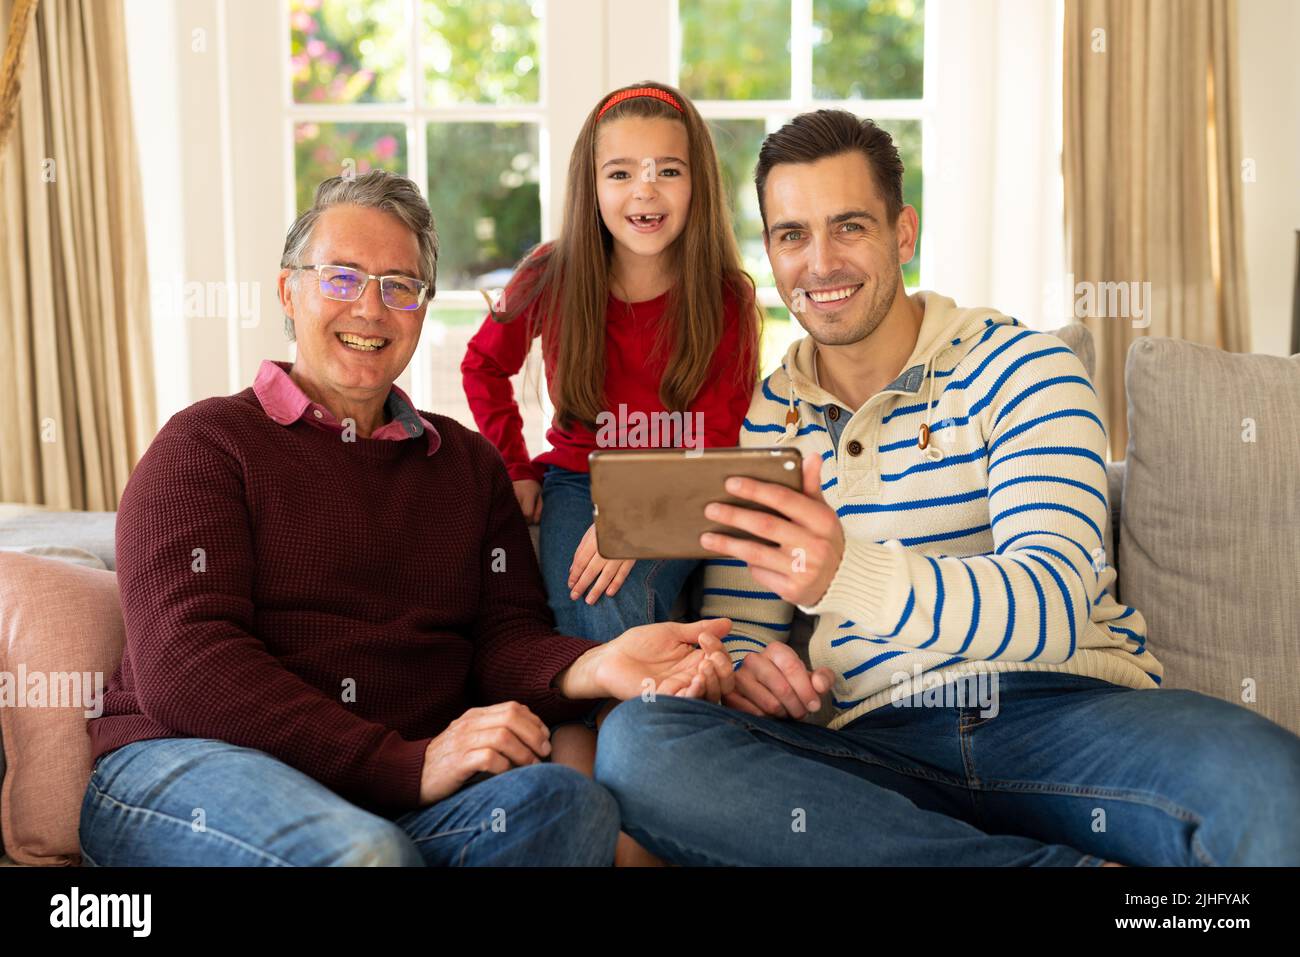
[1105,460,1125,603]
[1120,337,1300,737]
[0,506,117,571]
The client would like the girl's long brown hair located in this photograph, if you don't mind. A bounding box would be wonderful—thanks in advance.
[495,80,761,432]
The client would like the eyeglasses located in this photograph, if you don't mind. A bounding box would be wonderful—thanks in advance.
[296,264,429,311]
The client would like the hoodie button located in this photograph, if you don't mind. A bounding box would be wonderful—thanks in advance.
[847,439,863,456]
[827,406,841,422]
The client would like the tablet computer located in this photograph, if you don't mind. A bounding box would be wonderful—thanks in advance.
[588,447,804,559]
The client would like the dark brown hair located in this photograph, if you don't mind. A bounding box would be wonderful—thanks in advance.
[494,80,760,431]
[754,110,905,230]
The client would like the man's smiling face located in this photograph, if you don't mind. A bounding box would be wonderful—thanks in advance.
[279,204,428,399]
[762,150,917,346]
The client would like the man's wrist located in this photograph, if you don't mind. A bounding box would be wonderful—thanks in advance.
[797,537,899,620]
[553,644,605,699]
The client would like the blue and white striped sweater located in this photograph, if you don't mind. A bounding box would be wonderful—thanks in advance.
[701,291,1162,729]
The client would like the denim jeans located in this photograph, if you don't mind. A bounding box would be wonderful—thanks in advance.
[594,671,1300,866]
[538,465,698,644]
[79,737,620,866]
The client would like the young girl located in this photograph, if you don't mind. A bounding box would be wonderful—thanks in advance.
[461,81,760,859]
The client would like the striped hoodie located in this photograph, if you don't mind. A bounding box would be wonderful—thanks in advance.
[700,291,1163,730]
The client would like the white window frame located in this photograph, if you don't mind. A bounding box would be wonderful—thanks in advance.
[665,0,933,311]
[279,0,604,412]
[134,0,1058,421]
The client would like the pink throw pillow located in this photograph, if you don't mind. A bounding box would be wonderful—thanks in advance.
[0,552,124,865]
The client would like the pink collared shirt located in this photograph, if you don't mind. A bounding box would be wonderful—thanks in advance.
[252,359,440,455]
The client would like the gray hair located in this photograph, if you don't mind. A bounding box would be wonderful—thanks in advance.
[280,169,440,341]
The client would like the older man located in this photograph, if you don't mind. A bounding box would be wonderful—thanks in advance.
[79,170,732,867]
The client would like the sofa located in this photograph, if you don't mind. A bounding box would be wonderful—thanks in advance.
[1,324,1296,866]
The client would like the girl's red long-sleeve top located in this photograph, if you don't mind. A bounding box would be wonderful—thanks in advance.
[461,268,758,483]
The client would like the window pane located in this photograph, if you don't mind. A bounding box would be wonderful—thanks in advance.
[813,0,924,100]
[294,123,408,214]
[421,0,542,106]
[888,118,922,288]
[423,308,548,448]
[426,123,541,290]
[679,0,791,100]
[708,119,773,288]
[290,0,409,104]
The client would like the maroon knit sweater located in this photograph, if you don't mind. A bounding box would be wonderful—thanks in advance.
[89,388,598,812]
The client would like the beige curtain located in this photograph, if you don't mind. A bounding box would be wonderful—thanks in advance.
[0,0,153,510]
[1064,0,1250,457]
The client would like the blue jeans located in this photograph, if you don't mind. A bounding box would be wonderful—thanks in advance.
[79,737,620,866]
[594,672,1300,866]
[538,465,698,644]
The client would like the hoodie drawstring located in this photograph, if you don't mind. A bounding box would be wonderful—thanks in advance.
[782,364,798,441]
[917,352,945,461]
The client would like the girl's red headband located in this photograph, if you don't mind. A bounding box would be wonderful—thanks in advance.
[597,87,684,120]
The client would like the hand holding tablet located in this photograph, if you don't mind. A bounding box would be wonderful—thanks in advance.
[589,446,846,607]
[696,452,847,609]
